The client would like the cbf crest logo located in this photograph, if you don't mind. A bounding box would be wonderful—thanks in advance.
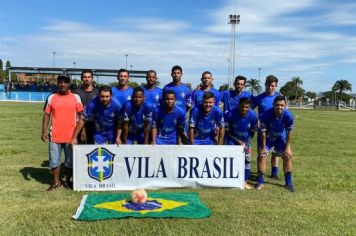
[86,147,115,182]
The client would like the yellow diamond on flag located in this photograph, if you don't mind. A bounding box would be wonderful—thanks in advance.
[94,198,188,214]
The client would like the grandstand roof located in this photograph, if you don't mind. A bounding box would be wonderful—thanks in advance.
[8,66,147,78]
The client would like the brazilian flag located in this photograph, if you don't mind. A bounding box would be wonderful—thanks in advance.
[73,192,211,221]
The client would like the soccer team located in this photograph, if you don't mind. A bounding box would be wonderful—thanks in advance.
[41,65,295,192]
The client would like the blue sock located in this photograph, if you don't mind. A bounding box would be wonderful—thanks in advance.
[245,169,251,181]
[272,166,279,177]
[258,171,265,184]
[285,172,292,186]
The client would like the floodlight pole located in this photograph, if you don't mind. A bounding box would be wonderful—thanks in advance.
[258,67,261,81]
[125,54,128,69]
[228,14,240,87]
[52,51,56,67]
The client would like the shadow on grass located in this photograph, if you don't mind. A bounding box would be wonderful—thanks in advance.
[20,161,72,185]
[20,166,52,184]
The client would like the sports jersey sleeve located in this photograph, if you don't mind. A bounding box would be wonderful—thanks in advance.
[224,111,232,130]
[249,111,258,138]
[259,112,268,133]
[44,94,54,114]
[74,94,84,112]
[189,107,199,128]
[143,103,153,122]
[177,110,186,131]
[151,108,159,128]
[186,88,192,108]
[284,110,294,132]
[83,99,96,121]
[123,102,131,122]
[215,107,225,127]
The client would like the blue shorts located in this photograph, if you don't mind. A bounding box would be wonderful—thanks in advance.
[49,142,72,168]
[265,138,287,155]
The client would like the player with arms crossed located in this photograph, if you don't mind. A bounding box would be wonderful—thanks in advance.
[224,97,258,189]
[256,95,295,192]
[142,70,162,109]
[191,71,220,108]
[220,75,253,113]
[188,92,224,145]
[112,68,133,105]
[118,87,152,144]
[71,85,122,145]
[163,65,192,113]
[151,90,186,145]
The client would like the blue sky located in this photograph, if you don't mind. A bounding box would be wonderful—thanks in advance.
[0,0,355,93]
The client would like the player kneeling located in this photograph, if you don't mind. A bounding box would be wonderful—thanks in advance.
[224,98,258,189]
[256,95,295,192]
[188,92,225,145]
[71,85,122,145]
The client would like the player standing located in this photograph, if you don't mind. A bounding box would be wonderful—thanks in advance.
[221,75,253,113]
[253,75,281,181]
[257,95,295,192]
[191,71,220,108]
[74,69,98,144]
[112,68,133,105]
[142,70,162,109]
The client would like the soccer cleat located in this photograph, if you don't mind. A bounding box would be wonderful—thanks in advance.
[244,182,252,190]
[285,184,295,192]
[255,183,265,190]
[46,182,62,192]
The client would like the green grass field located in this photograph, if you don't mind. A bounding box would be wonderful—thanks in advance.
[0,102,355,235]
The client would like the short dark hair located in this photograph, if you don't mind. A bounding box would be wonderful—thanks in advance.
[201,71,212,78]
[117,68,129,76]
[146,70,157,77]
[273,95,286,104]
[57,75,70,84]
[265,75,278,86]
[81,69,93,80]
[171,65,182,73]
[99,85,112,95]
[234,75,247,85]
[203,91,215,100]
[238,97,252,107]
[163,90,176,98]
[133,86,144,96]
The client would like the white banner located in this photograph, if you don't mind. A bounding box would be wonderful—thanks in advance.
[73,145,245,191]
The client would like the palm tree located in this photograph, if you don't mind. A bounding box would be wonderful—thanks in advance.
[246,79,262,95]
[291,77,303,100]
[332,80,352,102]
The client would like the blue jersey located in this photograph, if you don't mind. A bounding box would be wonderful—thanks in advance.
[259,109,293,143]
[189,106,224,144]
[191,87,221,108]
[152,106,186,144]
[163,83,192,112]
[123,101,153,144]
[225,109,258,144]
[252,91,280,118]
[221,90,253,113]
[84,97,122,144]
[142,86,162,109]
[112,86,133,105]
